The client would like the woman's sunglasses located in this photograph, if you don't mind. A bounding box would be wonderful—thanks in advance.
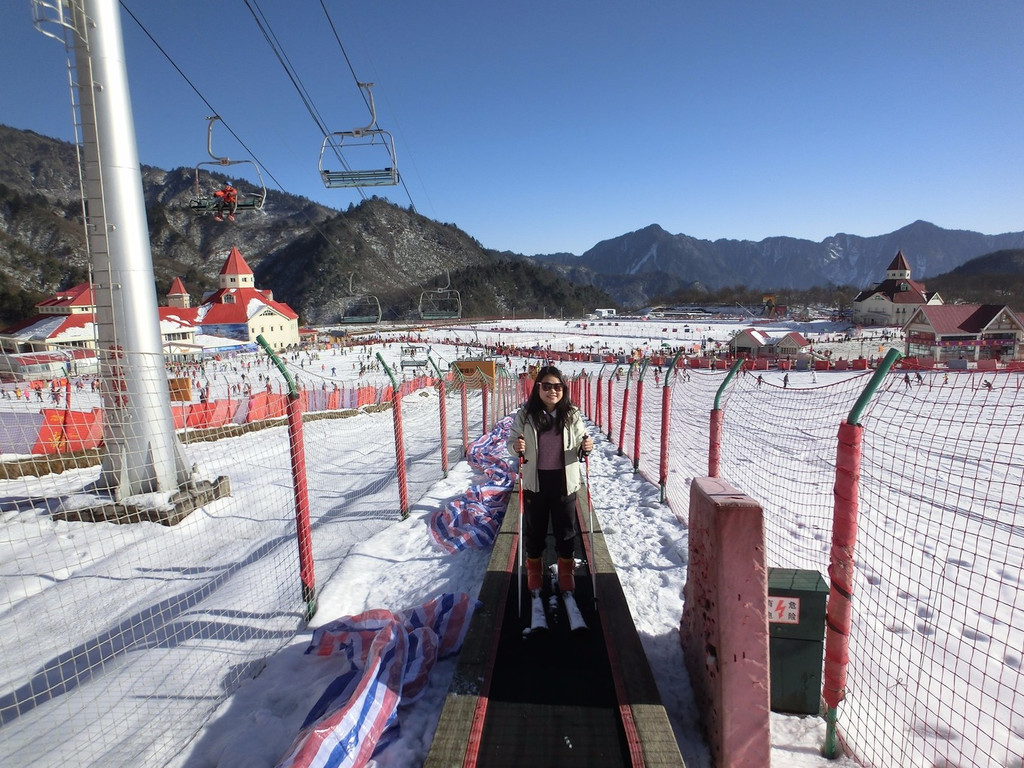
[540,382,563,392]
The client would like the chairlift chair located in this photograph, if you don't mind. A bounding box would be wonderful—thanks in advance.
[339,274,382,323]
[418,268,462,321]
[188,116,267,215]
[319,83,399,188]
[341,296,383,324]
[418,290,462,321]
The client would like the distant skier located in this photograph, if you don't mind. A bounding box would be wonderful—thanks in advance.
[508,366,593,632]
[783,373,789,389]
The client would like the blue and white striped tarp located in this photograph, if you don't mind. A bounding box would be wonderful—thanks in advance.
[277,592,475,768]
[428,415,517,552]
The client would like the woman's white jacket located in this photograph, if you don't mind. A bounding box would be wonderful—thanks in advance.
[506,407,588,494]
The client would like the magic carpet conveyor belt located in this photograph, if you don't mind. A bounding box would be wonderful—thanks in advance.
[425,481,686,767]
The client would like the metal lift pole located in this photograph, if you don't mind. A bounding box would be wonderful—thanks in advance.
[69,0,190,496]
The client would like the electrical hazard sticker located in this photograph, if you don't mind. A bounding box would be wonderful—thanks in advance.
[768,595,801,624]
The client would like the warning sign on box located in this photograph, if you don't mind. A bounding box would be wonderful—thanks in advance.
[768,595,801,624]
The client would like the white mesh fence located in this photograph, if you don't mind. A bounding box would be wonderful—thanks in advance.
[0,342,485,767]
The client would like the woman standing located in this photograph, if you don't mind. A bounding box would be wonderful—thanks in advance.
[508,365,593,630]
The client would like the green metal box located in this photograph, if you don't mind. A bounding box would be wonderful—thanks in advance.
[767,568,828,715]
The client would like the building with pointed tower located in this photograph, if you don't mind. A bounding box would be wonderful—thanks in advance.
[0,247,298,360]
[851,251,943,326]
[166,277,190,309]
[193,246,299,351]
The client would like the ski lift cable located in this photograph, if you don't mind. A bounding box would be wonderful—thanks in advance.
[119,2,434,314]
[316,0,367,111]
[317,0,418,205]
[118,2,282,188]
[242,0,364,196]
[118,4,368,262]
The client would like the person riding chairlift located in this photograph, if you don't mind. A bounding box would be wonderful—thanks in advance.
[213,181,237,222]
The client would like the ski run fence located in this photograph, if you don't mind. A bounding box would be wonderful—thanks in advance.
[582,361,1023,768]
[1,342,1022,768]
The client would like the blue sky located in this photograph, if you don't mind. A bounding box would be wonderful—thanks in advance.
[2,1,1023,256]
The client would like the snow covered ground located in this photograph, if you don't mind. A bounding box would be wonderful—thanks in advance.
[1,316,904,767]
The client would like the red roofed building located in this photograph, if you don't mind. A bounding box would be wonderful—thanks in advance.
[904,304,1024,364]
[0,282,101,353]
[167,277,190,309]
[193,246,299,351]
[0,247,298,354]
[852,251,942,326]
[729,328,809,358]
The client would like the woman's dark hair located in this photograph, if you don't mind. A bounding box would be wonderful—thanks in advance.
[524,365,575,432]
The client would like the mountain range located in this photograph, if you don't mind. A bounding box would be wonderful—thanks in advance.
[2,123,1023,324]
[533,222,1024,308]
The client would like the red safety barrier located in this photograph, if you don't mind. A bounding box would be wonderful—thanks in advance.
[31,408,104,454]
[62,408,103,452]
[172,404,188,429]
[246,392,270,422]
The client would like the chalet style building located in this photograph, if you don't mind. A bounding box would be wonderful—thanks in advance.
[729,328,810,358]
[852,251,942,326]
[0,246,299,355]
[903,304,1024,364]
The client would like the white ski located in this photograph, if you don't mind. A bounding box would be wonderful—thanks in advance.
[561,591,588,632]
[523,589,547,635]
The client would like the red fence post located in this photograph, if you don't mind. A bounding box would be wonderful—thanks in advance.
[481,377,490,435]
[595,374,603,431]
[430,360,449,478]
[606,378,614,441]
[617,365,633,456]
[257,334,317,621]
[823,421,861,753]
[708,408,723,478]
[461,377,469,456]
[287,395,317,618]
[438,376,449,477]
[632,370,645,473]
[659,381,671,502]
[377,352,410,519]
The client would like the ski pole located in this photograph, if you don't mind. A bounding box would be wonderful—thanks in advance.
[583,442,597,609]
[518,449,526,618]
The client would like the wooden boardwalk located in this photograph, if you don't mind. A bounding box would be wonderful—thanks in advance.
[424,481,686,767]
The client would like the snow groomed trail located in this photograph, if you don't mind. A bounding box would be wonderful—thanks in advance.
[425,481,685,767]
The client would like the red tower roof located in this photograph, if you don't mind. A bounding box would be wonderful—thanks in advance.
[220,246,254,276]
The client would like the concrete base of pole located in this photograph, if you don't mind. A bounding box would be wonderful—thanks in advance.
[53,475,231,526]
